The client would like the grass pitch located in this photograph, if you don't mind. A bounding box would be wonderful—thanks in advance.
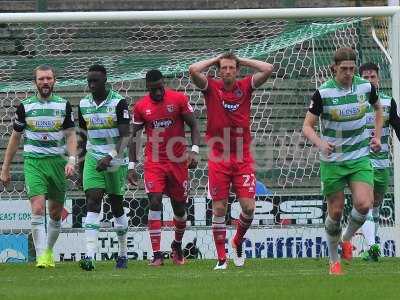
[1,258,400,300]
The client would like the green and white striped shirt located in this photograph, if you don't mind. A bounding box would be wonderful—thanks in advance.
[13,94,74,158]
[78,90,130,166]
[309,75,378,162]
[366,92,392,169]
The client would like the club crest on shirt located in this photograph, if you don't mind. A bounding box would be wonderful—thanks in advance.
[358,94,366,103]
[145,109,152,116]
[146,181,154,190]
[166,104,175,113]
[210,187,218,196]
[234,88,243,98]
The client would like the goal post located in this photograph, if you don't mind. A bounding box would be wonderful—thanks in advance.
[390,10,400,247]
[0,7,399,262]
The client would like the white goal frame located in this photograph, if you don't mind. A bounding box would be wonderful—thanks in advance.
[0,6,399,257]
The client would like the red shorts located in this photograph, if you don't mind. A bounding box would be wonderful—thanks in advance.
[207,152,256,201]
[144,161,189,202]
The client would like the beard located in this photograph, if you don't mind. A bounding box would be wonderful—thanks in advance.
[222,76,235,85]
[37,85,53,98]
[150,89,165,102]
[151,94,163,102]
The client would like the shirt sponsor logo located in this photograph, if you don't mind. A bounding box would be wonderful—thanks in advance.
[145,109,152,116]
[152,118,174,129]
[35,120,56,128]
[366,114,375,125]
[222,100,240,112]
[89,116,107,126]
[334,106,362,118]
[339,106,361,116]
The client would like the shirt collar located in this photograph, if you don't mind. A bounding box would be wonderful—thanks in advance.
[90,90,111,108]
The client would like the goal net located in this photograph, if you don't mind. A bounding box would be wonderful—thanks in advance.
[0,11,398,262]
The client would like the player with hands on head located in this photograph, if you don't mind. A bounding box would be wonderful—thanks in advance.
[189,53,273,269]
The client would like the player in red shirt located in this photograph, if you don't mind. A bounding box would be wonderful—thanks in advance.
[128,70,200,266]
[189,53,273,269]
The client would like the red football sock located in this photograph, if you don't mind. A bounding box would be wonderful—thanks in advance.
[173,214,187,243]
[212,215,227,261]
[148,210,161,253]
[233,212,253,246]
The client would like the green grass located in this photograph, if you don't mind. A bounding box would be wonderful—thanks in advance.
[1,258,400,300]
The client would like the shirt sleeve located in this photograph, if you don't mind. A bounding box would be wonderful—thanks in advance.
[202,77,214,94]
[132,102,144,125]
[78,106,87,131]
[13,103,26,132]
[180,93,194,115]
[116,98,131,125]
[308,90,323,116]
[369,84,378,105]
[243,75,254,93]
[389,98,400,141]
[62,101,75,130]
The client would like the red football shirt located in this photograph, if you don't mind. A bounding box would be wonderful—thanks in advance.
[133,89,194,162]
[203,76,254,154]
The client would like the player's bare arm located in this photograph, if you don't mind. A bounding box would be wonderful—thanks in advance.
[182,112,201,169]
[189,56,220,90]
[368,82,382,153]
[0,130,22,186]
[389,99,400,141]
[238,57,273,88]
[303,112,334,156]
[62,101,77,177]
[1,101,25,186]
[77,107,87,186]
[127,123,144,186]
[64,128,77,177]
[371,100,383,153]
